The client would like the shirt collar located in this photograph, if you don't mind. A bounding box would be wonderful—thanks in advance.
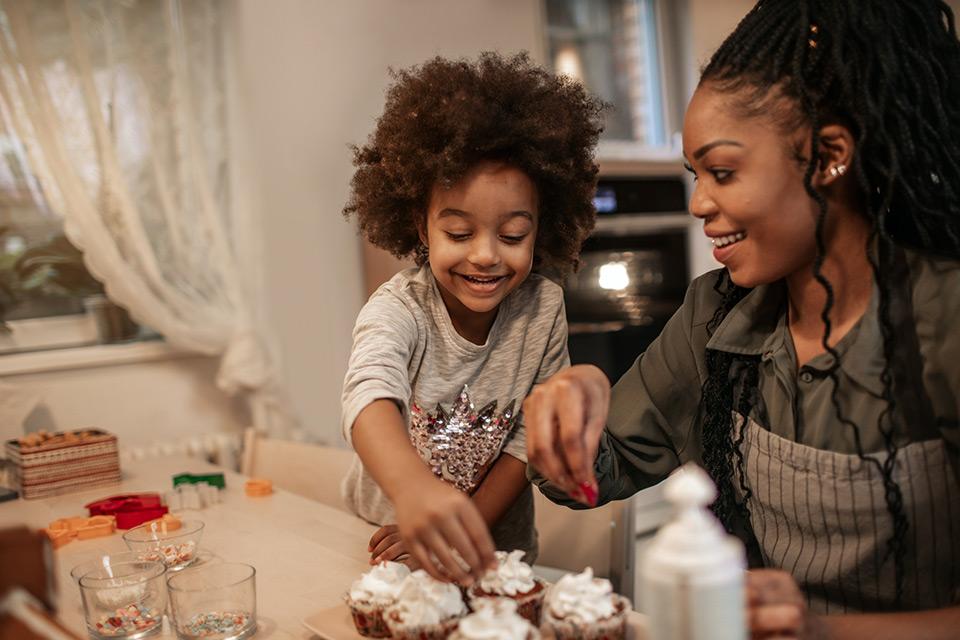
[705,277,886,395]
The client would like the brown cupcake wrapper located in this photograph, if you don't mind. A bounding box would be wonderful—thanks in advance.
[541,595,631,640]
[385,614,461,640]
[344,594,394,638]
[467,578,547,627]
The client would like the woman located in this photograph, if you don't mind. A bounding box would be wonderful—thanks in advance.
[524,0,960,637]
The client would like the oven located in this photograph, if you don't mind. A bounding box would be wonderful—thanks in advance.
[565,176,691,383]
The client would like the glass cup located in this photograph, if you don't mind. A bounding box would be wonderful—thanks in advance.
[167,563,257,640]
[71,552,162,584]
[79,561,167,639]
[122,520,204,571]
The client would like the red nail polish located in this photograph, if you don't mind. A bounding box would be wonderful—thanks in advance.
[580,481,597,507]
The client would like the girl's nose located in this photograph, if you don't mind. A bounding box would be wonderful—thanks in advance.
[468,235,501,268]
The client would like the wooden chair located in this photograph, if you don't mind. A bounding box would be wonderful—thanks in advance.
[240,428,355,512]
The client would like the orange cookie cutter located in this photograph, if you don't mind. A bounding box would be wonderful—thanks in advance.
[140,513,182,532]
[244,478,273,497]
[44,515,116,548]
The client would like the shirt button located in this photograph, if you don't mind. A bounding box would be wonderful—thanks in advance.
[799,370,814,383]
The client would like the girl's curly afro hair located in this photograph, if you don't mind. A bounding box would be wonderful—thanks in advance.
[343,51,605,274]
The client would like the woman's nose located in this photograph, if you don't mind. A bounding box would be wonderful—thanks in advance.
[688,182,719,219]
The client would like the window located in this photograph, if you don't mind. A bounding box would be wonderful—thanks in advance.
[544,0,687,156]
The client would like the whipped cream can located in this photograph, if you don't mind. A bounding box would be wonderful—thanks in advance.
[641,463,746,640]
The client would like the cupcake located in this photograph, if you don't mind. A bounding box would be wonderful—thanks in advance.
[468,550,546,625]
[385,569,467,639]
[541,568,630,640]
[345,561,411,637]
[450,598,540,640]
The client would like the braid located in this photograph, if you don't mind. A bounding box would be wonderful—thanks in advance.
[697,0,960,607]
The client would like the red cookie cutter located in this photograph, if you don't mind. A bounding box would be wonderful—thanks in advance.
[85,493,169,530]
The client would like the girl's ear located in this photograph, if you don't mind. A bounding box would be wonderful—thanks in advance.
[813,123,855,187]
[416,214,428,247]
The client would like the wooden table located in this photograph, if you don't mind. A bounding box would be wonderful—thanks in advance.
[0,455,377,638]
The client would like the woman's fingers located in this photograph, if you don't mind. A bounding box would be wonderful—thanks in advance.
[525,386,576,495]
[749,604,804,636]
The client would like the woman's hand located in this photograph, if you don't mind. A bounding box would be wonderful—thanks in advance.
[392,476,496,585]
[747,569,820,639]
[524,365,610,504]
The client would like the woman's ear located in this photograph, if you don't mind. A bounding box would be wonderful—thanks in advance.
[813,123,855,187]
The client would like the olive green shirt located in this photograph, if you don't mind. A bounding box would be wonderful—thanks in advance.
[535,251,959,496]
[531,251,960,611]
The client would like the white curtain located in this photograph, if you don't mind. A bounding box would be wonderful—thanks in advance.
[0,0,295,434]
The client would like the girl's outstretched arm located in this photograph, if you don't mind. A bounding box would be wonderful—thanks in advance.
[352,398,497,584]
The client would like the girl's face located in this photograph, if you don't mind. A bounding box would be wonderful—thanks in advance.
[422,161,538,339]
[682,84,820,288]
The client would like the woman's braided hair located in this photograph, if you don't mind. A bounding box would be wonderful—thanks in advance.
[696,0,960,606]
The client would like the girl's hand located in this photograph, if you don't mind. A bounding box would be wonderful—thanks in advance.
[524,365,610,504]
[747,569,819,639]
[392,476,496,585]
[368,525,406,564]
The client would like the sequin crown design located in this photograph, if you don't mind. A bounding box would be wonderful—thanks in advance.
[409,385,519,493]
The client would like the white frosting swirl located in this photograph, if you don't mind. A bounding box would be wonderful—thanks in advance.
[477,550,536,596]
[455,599,535,639]
[349,561,411,604]
[389,569,466,626]
[546,568,616,623]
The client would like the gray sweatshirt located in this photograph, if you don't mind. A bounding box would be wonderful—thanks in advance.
[340,265,569,561]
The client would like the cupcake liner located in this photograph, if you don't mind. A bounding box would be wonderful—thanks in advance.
[468,578,547,626]
[385,614,461,640]
[344,594,393,638]
[541,595,631,640]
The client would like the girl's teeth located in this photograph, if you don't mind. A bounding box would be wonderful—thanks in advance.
[712,232,746,248]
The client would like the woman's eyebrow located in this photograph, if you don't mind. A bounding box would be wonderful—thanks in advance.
[692,139,744,160]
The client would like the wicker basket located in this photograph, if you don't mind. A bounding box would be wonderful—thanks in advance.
[4,430,121,500]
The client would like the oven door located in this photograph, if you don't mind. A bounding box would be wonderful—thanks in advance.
[565,231,688,383]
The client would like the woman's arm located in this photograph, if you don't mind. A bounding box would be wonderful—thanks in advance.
[352,399,496,583]
[747,569,960,640]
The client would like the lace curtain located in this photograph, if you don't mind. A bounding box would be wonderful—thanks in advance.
[0,0,294,434]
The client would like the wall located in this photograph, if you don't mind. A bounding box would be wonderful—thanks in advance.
[230,0,545,442]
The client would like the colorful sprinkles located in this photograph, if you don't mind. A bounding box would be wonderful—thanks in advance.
[180,611,253,637]
[93,604,160,636]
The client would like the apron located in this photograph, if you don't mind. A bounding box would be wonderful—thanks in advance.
[736,416,960,613]
[731,247,960,613]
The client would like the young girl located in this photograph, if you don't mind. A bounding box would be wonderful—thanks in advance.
[520,0,960,637]
[340,52,603,585]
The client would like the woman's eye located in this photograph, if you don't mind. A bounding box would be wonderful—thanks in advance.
[445,232,471,241]
[682,162,698,182]
[710,169,734,183]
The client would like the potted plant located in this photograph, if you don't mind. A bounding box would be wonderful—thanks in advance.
[13,233,139,343]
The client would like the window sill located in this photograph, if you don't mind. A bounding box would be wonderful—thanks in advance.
[0,340,193,376]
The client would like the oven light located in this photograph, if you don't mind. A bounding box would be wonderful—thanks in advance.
[598,262,630,290]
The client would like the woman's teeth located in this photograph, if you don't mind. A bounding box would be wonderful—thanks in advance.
[712,231,746,248]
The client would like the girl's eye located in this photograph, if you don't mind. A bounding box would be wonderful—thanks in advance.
[500,234,527,244]
[445,232,471,241]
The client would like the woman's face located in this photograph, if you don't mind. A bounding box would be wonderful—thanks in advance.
[682,84,820,288]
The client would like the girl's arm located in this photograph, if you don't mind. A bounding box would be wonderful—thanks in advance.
[471,454,529,527]
[352,398,496,584]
